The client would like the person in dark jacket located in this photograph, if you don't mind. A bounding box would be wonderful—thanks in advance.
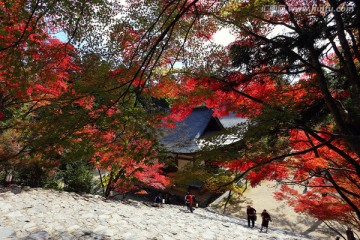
[154,194,162,207]
[259,209,272,233]
[246,205,257,228]
[346,227,356,240]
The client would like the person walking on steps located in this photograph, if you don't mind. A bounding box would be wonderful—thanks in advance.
[185,192,194,213]
[259,209,272,233]
[154,194,162,207]
[346,227,356,240]
[247,205,257,228]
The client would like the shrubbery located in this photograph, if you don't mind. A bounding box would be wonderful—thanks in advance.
[1,159,95,194]
[60,161,95,193]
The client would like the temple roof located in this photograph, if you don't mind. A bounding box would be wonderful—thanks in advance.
[160,107,246,153]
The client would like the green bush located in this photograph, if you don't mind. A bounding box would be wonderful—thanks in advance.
[15,159,57,188]
[61,161,94,193]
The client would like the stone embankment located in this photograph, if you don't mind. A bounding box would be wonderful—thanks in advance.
[0,186,315,240]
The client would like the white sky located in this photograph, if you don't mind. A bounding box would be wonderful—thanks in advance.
[212,28,236,46]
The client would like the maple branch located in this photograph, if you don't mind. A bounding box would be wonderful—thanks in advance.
[245,0,357,151]
[278,0,302,35]
[134,0,199,78]
[127,0,180,69]
[346,29,360,62]
[210,74,360,180]
[325,28,348,73]
[332,185,360,199]
[0,0,40,52]
[168,11,198,72]
[328,0,360,92]
[275,177,311,191]
[211,6,360,161]
[211,72,360,177]
[250,69,307,76]
[324,169,360,220]
[300,125,360,177]
[105,168,125,197]
[64,0,86,52]
[223,137,335,187]
[305,131,320,157]
[212,14,311,68]
[137,4,203,101]
[308,129,360,140]
[135,21,177,100]
[251,15,296,31]
[105,170,114,197]
[288,174,360,199]
[97,168,105,195]
[103,0,200,113]
[212,76,264,105]
[327,167,358,174]
[321,221,345,240]
[109,1,195,98]
[222,1,359,156]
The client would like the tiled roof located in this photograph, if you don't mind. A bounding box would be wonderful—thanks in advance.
[160,107,247,153]
[160,107,215,153]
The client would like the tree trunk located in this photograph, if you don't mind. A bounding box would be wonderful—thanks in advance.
[223,190,232,214]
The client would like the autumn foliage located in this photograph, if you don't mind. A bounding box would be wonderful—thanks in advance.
[0,0,169,196]
[1,0,360,234]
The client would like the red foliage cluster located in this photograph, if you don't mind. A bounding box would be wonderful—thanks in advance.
[0,0,169,195]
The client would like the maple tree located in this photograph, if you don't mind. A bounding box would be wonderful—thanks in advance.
[0,0,79,183]
[0,0,170,195]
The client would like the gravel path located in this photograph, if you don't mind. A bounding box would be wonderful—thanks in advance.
[0,186,315,240]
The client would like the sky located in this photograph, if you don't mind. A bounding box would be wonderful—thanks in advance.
[54,27,236,46]
[212,28,236,46]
